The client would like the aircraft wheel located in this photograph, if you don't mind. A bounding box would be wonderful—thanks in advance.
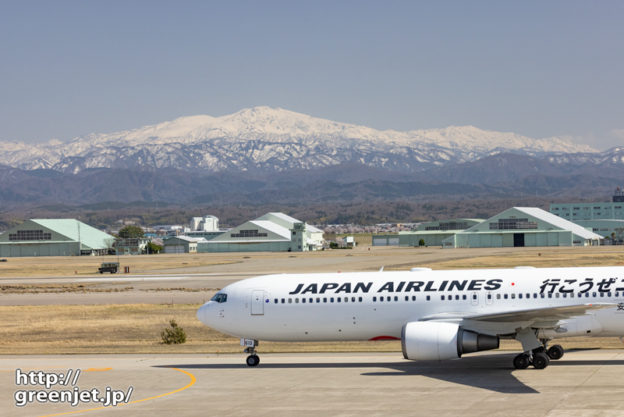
[547,344,564,360]
[532,351,550,369]
[513,353,530,369]
[246,354,260,367]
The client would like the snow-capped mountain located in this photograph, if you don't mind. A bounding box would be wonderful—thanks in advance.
[0,106,599,173]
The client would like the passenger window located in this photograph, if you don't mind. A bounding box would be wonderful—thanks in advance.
[288,298,292,303]
[519,294,523,299]
[337,297,341,303]
[426,295,430,301]
[373,297,377,302]
[316,298,320,303]
[323,297,327,303]
[344,297,348,303]
[496,294,501,300]
[487,294,492,300]
[441,295,445,301]
[302,298,306,303]
[504,294,508,299]
[394,296,398,301]
[330,297,334,303]
[358,297,363,302]
[463,294,467,300]
[412,296,416,301]
[405,296,409,301]
[295,298,299,303]
[281,298,285,304]
[455,295,460,300]
[274,298,278,304]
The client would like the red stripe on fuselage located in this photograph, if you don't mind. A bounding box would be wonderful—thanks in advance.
[369,336,400,341]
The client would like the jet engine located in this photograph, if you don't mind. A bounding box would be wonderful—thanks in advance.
[401,321,499,361]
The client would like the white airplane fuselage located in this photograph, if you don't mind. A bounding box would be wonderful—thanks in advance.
[197,267,624,343]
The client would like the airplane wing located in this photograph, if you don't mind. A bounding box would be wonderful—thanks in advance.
[463,303,615,323]
[419,303,616,335]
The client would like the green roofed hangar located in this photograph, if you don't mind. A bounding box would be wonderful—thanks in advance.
[442,207,602,248]
[0,219,115,257]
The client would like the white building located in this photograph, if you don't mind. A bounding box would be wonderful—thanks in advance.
[198,212,324,253]
[190,215,219,232]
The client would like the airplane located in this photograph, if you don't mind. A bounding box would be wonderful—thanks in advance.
[196,266,624,369]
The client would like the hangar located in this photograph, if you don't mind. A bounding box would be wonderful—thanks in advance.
[0,219,115,257]
[198,212,324,253]
[398,219,483,247]
[442,207,602,248]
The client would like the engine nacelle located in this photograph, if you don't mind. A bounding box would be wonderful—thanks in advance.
[401,321,499,361]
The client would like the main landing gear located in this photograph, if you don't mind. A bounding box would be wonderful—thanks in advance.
[513,343,564,370]
[241,338,260,367]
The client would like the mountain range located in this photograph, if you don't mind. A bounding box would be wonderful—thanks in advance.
[0,106,622,207]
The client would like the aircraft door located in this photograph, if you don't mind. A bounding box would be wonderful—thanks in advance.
[251,290,265,315]
[471,291,479,306]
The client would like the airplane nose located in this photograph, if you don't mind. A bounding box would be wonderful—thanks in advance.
[196,302,214,326]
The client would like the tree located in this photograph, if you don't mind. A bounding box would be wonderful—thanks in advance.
[146,241,163,254]
[118,225,144,238]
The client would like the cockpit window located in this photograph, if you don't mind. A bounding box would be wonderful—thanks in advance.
[211,293,228,303]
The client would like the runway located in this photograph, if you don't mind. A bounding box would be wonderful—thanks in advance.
[2,350,624,416]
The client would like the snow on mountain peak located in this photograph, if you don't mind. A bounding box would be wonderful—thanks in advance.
[0,107,599,172]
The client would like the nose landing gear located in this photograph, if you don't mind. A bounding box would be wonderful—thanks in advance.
[241,338,260,367]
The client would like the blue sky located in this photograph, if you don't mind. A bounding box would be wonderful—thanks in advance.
[0,1,622,149]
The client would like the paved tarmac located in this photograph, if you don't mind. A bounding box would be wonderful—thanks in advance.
[2,350,624,417]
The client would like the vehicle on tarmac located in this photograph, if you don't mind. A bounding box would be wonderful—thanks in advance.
[98,262,119,274]
[197,266,624,369]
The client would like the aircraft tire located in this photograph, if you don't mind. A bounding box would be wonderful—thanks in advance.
[547,345,564,360]
[532,351,550,369]
[513,353,530,369]
[246,354,260,367]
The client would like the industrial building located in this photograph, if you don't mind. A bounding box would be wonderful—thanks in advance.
[198,212,324,253]
[443,207,601,248]
[550,188,624,242]
[398,219,483,247]
[185,215,225,240]
[0,219,115,257]
[114,237,151,255]
[163,236,206,253]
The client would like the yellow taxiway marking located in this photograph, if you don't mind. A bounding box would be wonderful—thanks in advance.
[38,367,196,417]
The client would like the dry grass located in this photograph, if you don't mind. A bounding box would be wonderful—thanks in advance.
[0,254,238,277]
[0,304,621,355]
[0,304,403,354]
